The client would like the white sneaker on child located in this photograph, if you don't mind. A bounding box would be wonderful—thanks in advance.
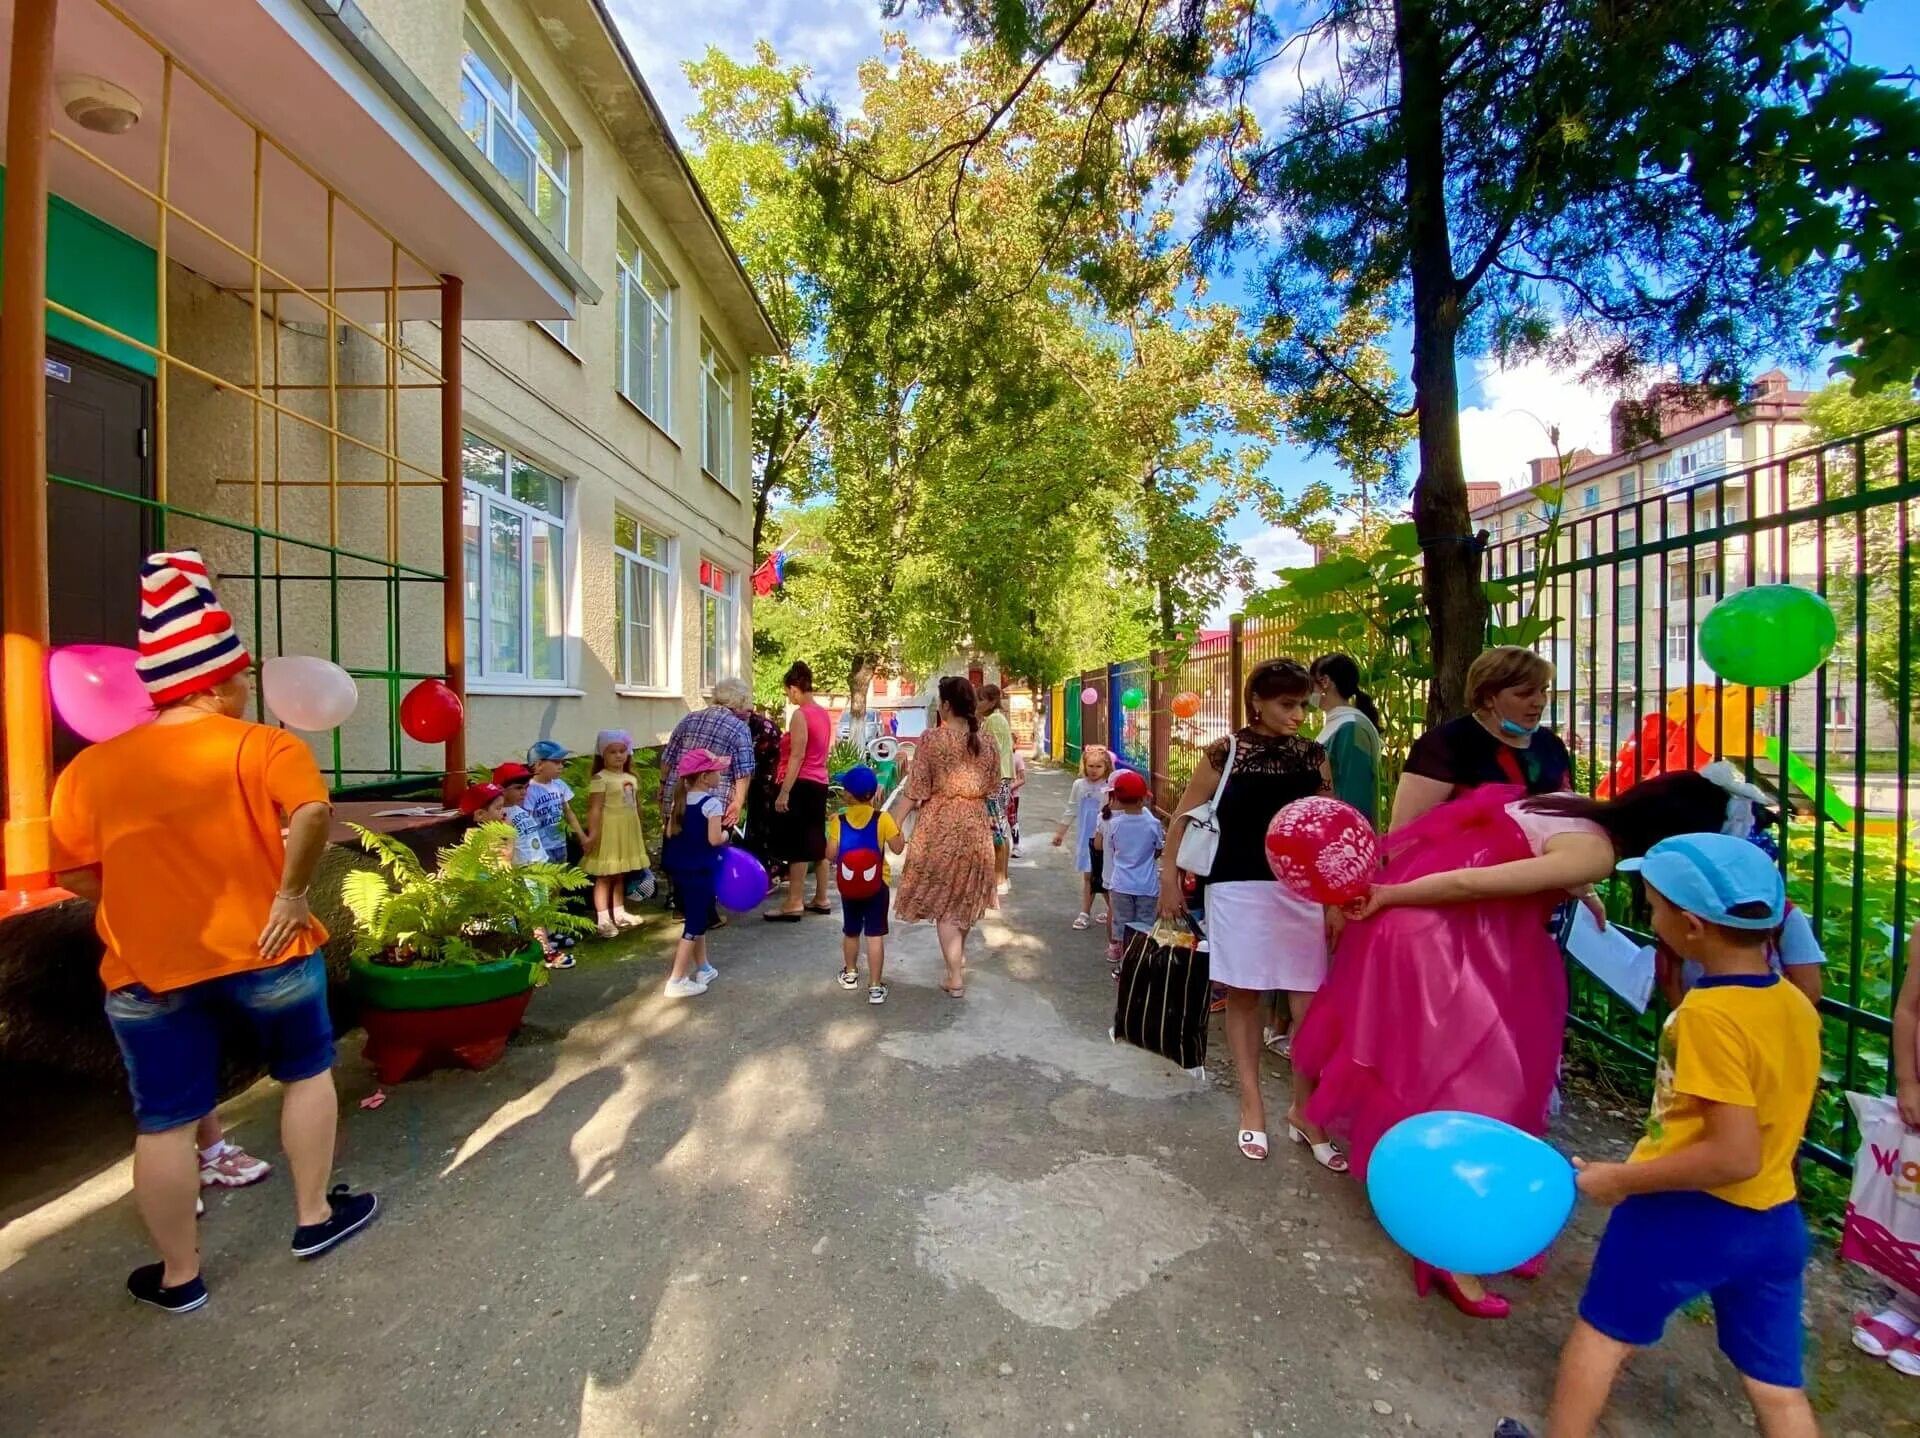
[695,962,719,985]
[663,976,708,998]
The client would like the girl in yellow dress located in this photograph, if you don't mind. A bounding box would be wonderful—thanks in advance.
[584,729,651,936]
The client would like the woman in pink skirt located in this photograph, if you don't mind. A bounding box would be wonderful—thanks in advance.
[1292,770,1735,1318]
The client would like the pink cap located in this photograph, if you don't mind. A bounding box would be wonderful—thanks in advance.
[676,748,727,778]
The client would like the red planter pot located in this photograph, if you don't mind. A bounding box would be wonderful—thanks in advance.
[350,950,541,1085]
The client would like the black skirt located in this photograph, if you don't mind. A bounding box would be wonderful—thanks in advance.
[778,779,830,865]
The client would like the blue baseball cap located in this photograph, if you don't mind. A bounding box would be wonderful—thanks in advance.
[1617,833,1785,930]
[836,765,879,799]
[528,739,568,764]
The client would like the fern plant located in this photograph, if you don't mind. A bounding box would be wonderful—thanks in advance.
[343,823,594,968]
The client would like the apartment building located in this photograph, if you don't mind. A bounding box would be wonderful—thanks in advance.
[0,0,774,893]
[1471,371,1898,756]
[359,0,779,760]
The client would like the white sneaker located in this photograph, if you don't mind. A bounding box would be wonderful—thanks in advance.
[663,976,708,998]
[695,961,719,985]
[612,908,642,929]
[995,880,1012,897]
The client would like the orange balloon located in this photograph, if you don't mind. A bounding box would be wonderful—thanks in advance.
[1171,690,1201,719]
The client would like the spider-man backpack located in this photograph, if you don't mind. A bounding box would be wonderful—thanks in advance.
[835,808,885,900]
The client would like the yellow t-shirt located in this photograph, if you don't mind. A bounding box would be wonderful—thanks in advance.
[1630,975,1821,1209]
[826,804,901,886]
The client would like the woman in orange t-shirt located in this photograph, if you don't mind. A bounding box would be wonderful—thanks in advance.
[49,550,378,1313]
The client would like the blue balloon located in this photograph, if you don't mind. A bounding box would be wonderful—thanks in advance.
[1365,1111,1576,1275]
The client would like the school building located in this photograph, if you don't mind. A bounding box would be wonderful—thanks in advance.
[0,0,776,897]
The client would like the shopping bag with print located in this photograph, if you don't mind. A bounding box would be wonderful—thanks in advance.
[1840,1091,1920,1305]
[1111,918,1211,1076]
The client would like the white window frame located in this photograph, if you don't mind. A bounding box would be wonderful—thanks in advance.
[614,514,674,693]
[616,223,673,429]
[1582,485,1600,509]
[459,19,569,244]
[700,333,736,490]
[462,432,570,687]
[1826,676,1854,730]
[1666,623,1690,664]
[699,559,738,693]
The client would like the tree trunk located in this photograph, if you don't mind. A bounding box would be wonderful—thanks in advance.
[847,654,873,721]
[1395,0,1485,724]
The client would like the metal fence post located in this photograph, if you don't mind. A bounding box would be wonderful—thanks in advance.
[1228,613,1245,728]
[1149,649,1169,812]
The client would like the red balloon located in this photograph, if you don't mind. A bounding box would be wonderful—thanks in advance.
[400,679,464,744]
[1265,796,1379,905]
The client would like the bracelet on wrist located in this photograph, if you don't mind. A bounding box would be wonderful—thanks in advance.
[275,889,309,902]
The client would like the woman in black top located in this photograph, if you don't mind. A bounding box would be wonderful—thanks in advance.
[1160,659,1345,1170]
[1389,646,1571,832]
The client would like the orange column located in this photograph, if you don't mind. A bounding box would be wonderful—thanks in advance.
[439,276,466,804]
[1,0,59,891]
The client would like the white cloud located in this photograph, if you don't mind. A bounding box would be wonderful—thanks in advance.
[604,0,959,140]
[1455,354,1617,494]
[1207,526,1314,627]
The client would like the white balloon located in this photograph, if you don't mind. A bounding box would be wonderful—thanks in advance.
[263,655,359,731]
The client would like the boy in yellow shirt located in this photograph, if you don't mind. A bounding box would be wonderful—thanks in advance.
[1547,833,1820,1438]
[825,766,905,1005]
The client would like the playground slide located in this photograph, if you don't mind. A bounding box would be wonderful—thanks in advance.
[1759,738,1855,828]
[1597,715,1708,799]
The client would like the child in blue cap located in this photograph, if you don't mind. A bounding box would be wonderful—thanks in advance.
[825,765,904,1004]
[1546,832,1820,1438]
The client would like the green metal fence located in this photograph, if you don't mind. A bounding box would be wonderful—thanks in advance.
[51,471,447,794]
[1485,418,1915,1187]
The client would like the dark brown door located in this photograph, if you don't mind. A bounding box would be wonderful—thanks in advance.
[45,343,152,762]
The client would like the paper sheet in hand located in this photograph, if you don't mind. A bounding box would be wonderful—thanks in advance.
[1563,906,1655,1013]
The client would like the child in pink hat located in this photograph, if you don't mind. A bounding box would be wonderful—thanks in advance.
[660,749,731,998]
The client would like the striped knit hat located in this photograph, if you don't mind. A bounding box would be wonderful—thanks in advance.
[135,550,251,703]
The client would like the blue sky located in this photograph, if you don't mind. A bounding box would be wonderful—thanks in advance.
[611,0,1918,622]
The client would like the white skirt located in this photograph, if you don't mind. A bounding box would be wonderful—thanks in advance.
[1203,879,1328,993]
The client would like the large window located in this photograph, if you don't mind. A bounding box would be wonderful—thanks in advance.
[614,514,672,690]
[1656,431,1729,487]
[699,559,737,691]
[700,335,735,488]
[462,433,567,685]
[1666,623,1691,665]
[459,21,568,242]
[616,225,672,427]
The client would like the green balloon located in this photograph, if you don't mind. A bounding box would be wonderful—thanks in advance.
[1697,584,1837,687]
[1120,686,1145,710]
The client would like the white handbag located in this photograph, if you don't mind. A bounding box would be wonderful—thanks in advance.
[1173,735,1236,877]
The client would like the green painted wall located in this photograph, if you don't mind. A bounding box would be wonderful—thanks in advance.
[0,167,157,376]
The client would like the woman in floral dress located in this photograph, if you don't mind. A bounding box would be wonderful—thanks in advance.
[895,676,1000,997]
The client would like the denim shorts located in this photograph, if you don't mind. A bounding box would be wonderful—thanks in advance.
[841,889,891,938]
[104,953,336,1134]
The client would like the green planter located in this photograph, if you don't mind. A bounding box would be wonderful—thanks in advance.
[348,949,540,1013]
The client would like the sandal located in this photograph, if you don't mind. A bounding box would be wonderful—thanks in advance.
[544,951,576,970]
[1262,1027,1291,1058]
[1853,1307,1920,1358]
[762,911,805,923]
[1287,1123,1349,1173]
[1237,1129,1269,1161]
[1071,912,1090,930]
[804,903,833,916]
[595,919,618,939]
[1892,1332,1920,1378]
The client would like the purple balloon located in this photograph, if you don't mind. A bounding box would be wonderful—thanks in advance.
[49,644,155,743]
[1080,686,1099,705]
[715,847,770,911]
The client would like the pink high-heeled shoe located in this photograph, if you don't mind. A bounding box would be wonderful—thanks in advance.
[1413,1260,1510,1319]
[1508,1251,1549,1281]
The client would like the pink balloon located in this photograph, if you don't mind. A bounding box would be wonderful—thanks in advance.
[1266,797,1379,905]
[1080,686,1099,705]
[49,644,155,743]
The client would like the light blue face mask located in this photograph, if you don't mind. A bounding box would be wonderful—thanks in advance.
[1497,716,1540,738]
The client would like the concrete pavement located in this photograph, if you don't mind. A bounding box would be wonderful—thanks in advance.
[0,767,1906,1435]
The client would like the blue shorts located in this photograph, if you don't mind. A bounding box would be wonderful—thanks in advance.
[1578,1190,1808,1388]
[841,889,890,938]
[104,953,336,1134]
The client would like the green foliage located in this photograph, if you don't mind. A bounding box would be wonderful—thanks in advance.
[1803,383,1920,723]
[344,823,593,969]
